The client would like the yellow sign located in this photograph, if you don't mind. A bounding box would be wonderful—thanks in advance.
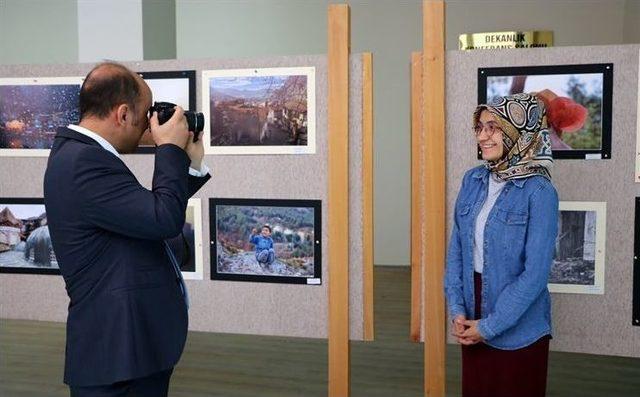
[459,31,553,50]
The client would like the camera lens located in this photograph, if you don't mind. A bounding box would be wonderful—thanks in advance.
[185,111,205,135]
[150,102,204,142]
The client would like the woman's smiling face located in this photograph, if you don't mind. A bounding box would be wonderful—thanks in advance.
[475,110,504,162]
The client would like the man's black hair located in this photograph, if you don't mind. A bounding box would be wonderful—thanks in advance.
[79,62,140,120]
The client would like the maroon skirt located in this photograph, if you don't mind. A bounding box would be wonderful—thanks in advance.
[462,272,550,397]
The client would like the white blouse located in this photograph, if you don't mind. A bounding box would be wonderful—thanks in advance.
[473,173,507,273]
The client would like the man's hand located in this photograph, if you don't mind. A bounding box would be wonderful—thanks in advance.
[458,319,485,345]
[185,130,205,171]
[149,106,189,149]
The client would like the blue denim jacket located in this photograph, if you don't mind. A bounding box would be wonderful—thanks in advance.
[250,234,274,252]
[444,166,559,350]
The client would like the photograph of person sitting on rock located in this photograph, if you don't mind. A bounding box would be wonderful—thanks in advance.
[250,225,275,268]
[214,201,317,280]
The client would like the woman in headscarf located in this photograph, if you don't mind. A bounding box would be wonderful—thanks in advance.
[444,92,564,397]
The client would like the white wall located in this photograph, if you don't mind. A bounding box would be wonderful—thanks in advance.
[445,0,628,49]
[77,0,143,62]
[0,0,78,65]
[623,0,640,44]
[142,0,176,60]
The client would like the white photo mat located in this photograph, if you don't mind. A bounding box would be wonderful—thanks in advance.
[201,66,316,155]
[144,78,191,110]
[0,76,84,157]
[182,198,204,280]
[549,201,606,294]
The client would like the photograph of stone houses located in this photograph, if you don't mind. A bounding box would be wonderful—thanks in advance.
[0,200,59,274]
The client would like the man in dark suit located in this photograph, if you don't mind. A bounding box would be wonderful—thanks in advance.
[44,62,210,397]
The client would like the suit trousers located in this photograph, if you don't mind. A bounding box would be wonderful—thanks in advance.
[69,368,173,397]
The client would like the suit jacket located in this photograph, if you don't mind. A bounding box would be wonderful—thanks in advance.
[43,127,210,386]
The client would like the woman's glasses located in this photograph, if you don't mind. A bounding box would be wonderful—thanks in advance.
[473,121,502,137]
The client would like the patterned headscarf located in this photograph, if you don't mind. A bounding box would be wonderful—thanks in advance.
[473,93,553,181]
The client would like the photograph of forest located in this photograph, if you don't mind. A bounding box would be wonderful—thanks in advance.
[548,202,606,294]
[550,209,597,286]
[487,72,603,150]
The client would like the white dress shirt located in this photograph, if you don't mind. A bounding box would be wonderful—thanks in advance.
[67,124,210,177]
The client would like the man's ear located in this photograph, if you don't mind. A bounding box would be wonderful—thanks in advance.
[115,104,129,126]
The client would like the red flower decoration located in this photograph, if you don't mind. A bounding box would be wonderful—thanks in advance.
[546,97,588,133]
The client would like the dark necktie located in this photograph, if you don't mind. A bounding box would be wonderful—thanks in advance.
[163,241,190,309]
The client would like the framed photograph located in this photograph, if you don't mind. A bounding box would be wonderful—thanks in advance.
[633,198,640,326]
[0,198,59,275]
[210,198,322,285]
[202,67,316,155]
[549,201,606,294]
[166,198,203,280]
[136,70,196,153]
[0,77,83,157]
[478,64,613,160]
[635,50,640,182]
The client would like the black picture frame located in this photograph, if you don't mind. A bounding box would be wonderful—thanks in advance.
[135,70,196,154]
[477,63,613,160]
[210,198,322,285]
[633,197,640,326]
[0,198,60,275]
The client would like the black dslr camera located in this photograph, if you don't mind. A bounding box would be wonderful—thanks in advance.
[149,101,204,142]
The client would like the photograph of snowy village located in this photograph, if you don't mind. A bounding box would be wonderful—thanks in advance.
[0,200,59,274]
[203,67,315,155]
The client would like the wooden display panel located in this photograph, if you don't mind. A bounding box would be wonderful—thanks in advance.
[362,52,375,342]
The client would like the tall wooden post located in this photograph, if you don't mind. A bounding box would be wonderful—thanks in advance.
[410,52,424,342]
[423,1,446,396]
[328,4,350,397]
